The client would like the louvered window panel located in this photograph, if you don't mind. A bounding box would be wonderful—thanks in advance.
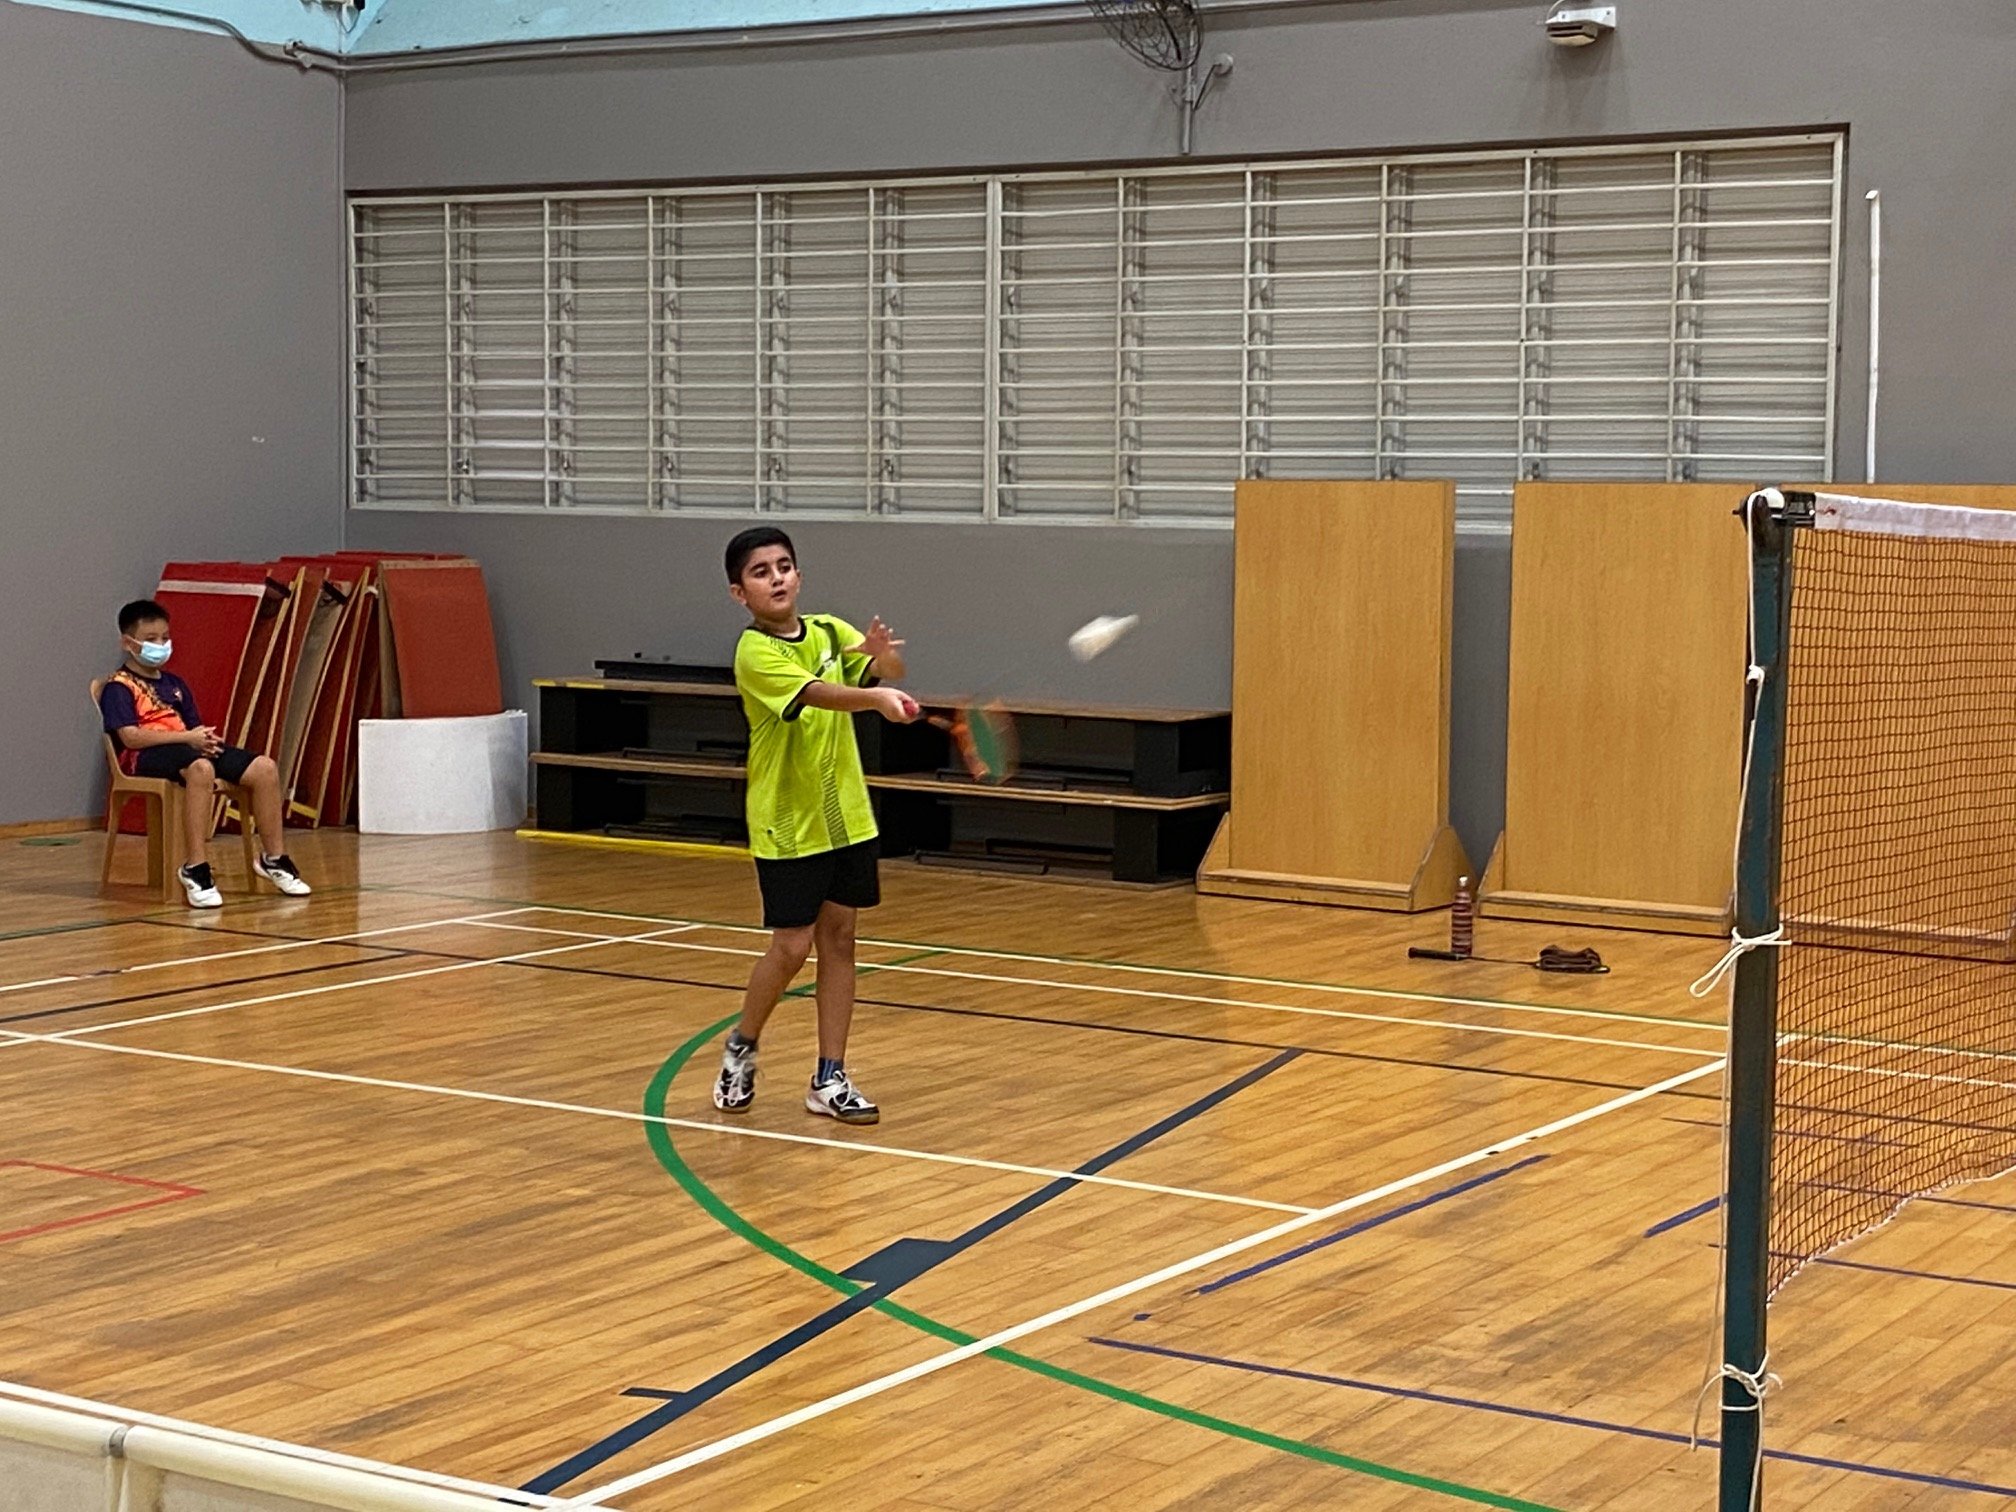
[352,134,1840,530]
[352,203,448,506]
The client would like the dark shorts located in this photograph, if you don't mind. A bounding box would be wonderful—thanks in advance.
[754,838,880,930]
[134,743,260,786]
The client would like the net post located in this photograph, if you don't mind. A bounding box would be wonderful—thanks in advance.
[1718,490,1800,1510]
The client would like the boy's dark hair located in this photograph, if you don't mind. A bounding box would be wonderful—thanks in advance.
[119,599,170,635]
[725,526,796,584]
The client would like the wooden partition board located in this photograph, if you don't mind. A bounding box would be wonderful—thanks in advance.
[1486,482,2016,936]
[1484,482,1752,936]
[1198,479,1470,912]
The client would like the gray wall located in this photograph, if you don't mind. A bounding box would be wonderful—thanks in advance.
[343,0,2016,860]
[2,4,343,825]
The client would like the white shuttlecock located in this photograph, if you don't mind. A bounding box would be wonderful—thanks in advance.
[1068,614,1139,662]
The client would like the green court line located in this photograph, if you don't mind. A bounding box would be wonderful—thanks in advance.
[642,1006,1562,1512]
[359,881,1714,1032]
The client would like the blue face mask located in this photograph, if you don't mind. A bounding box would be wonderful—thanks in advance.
[134,639,173,669]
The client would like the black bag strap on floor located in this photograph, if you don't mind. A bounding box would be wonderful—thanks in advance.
[1536,945,1609,975]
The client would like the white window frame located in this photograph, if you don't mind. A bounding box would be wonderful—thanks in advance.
[349,132,1843,534]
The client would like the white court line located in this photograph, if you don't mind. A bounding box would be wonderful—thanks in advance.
[0,910,526,996]
[0,975,88,996]
[497,904,1724,1035]
[102,910,528,973]
[1782,1053,2016,1094]
[460,919,1720,1061]
[15,1033,1313,1215]
[560,1054,1731,1505]
[45,927,700,1041]
[1787,1029,2016,1072]
[0,1378,562,1506]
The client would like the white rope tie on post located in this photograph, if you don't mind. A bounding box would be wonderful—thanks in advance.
[1690,927,1787,999]
[1692,1357,1783,1512]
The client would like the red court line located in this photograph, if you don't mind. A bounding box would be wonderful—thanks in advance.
[0,1160,203,1244]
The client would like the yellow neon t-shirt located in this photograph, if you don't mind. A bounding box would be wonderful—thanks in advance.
[734,614,878,860]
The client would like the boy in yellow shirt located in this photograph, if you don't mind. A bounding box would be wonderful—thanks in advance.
[713,527,919,1125]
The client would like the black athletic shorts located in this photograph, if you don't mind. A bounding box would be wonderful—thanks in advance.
[753,838,880,930]
[134,743,259,786]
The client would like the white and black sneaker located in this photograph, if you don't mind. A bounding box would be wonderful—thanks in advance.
[253,853,312,896]
[806,1070,880,1126]
[713,1037,758,1114]
[178,862,223,909]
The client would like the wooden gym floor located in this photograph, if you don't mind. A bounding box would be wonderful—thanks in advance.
[3,830,2015,1511]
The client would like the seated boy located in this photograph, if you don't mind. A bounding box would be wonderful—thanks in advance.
[99,598,311,908]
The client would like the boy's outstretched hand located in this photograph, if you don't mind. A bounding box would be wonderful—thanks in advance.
[856,616,905,664]
[871,687,921,724]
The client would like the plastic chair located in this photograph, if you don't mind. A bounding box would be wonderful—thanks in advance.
[92,679,258,902]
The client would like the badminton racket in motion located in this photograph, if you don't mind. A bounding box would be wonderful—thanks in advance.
[921,610,1136,784]
[929,700,1020,786]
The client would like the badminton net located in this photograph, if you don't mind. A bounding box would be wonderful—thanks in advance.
[1768,490,2016,1294]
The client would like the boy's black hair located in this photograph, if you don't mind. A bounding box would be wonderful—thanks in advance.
[119,599,170,635]
[725,526,796,584]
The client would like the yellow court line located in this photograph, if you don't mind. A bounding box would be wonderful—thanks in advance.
[516,829,748,860]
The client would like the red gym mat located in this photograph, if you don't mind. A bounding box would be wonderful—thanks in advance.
[379,560,503,719]
[153,563,266,734]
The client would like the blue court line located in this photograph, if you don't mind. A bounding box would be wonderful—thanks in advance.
[1662,1116,1908,1149]
[1085,1337,2016,1500]
[1763,1248,2016,1294]
[1194,1155,1548,1297]
[1648,1186,2016,1239]
[1644,1197,1721,1237]
[519,1047,1303,1493]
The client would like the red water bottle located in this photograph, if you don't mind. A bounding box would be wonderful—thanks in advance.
[1451,875,1475,960]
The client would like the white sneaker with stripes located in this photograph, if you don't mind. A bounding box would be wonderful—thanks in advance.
[805,1070,879,1126]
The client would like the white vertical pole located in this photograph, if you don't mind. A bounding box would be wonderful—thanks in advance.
[1865,188,1881,483]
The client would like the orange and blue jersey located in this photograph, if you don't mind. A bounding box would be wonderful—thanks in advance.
[99,669,200,774]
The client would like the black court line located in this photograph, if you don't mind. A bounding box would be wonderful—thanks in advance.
[520,1047,1305,1495]
[1086,1337,2016,1501]
[0,887,365,946]
[0,952,418,1027]
[873,996,1687,1098]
